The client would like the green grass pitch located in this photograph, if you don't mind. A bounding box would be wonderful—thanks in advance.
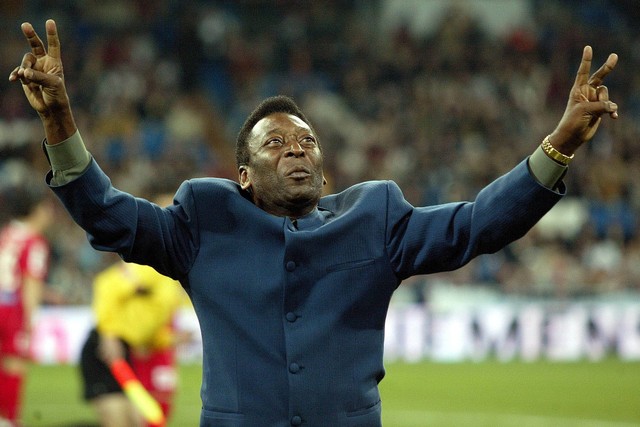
[22,359,640,426]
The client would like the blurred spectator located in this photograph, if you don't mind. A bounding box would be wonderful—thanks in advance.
[2,0,640,301]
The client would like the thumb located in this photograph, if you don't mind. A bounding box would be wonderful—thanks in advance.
[23,67,63,88]
[583,100,618,118]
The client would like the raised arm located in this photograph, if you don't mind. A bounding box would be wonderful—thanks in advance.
[8,19,76,144]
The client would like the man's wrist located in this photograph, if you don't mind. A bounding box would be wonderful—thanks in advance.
[44,130,92,186]
[541,135,574,166]
[529,144,568,190]
[42,107,77,145]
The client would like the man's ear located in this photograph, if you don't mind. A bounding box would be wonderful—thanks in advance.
[239,166,251,190]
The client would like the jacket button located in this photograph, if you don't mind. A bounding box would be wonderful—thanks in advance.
[285,312,297,322]
[286,261,296,271]
[291,415,302,426]
[289,362,300,373]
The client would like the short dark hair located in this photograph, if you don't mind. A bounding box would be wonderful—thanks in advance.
[6,183,47,218]
[0,162,48,221]
[235,95,319,168]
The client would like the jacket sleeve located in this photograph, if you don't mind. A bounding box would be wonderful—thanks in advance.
[48,159,199,281]
[386,159,564,280]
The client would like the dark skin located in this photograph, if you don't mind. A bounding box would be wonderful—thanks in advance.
[9,20,619,214]
[239,112,326,218]
[549,45,619,154]
[8,20,77,144]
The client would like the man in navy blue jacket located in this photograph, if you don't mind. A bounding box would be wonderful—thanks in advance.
[11,20,619,427]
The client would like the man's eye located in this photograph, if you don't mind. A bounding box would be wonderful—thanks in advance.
[267,138,283,146]
[301,136,316,146]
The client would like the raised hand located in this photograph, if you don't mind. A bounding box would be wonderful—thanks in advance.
[8,19,76,144]
[550,46,618,154]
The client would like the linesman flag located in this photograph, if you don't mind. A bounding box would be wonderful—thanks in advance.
[110,358,166,427]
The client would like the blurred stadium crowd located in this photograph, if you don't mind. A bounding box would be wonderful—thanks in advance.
[1,0,640,304]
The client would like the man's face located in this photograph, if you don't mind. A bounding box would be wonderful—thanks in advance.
[239,112,325,218]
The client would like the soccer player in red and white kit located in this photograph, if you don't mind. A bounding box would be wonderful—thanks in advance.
[0,168,54,425]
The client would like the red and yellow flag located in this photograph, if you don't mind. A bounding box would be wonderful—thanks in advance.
[110,358,166,427]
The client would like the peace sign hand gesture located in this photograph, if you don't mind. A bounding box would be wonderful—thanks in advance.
[9,19,76,144]
[548,46,618,156]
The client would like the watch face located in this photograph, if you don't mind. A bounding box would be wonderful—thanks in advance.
[542,136,572,165]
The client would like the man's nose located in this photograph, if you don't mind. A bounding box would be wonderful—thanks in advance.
[285,140,305,157]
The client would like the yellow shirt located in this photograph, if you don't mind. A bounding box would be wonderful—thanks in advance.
[93,261,185,350]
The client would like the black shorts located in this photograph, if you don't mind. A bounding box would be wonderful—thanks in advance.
[79,328,132,401]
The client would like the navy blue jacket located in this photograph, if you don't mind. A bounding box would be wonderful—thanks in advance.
[49,158,562,426]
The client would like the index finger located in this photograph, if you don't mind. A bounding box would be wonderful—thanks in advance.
[45,19,61,59]
[573,45,593,87]
[21,22,46,58]
[588,53,618,88]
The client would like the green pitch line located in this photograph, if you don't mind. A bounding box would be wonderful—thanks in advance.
[22,359,640,426]
[379,359,640,427]
[382,410,640,427]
